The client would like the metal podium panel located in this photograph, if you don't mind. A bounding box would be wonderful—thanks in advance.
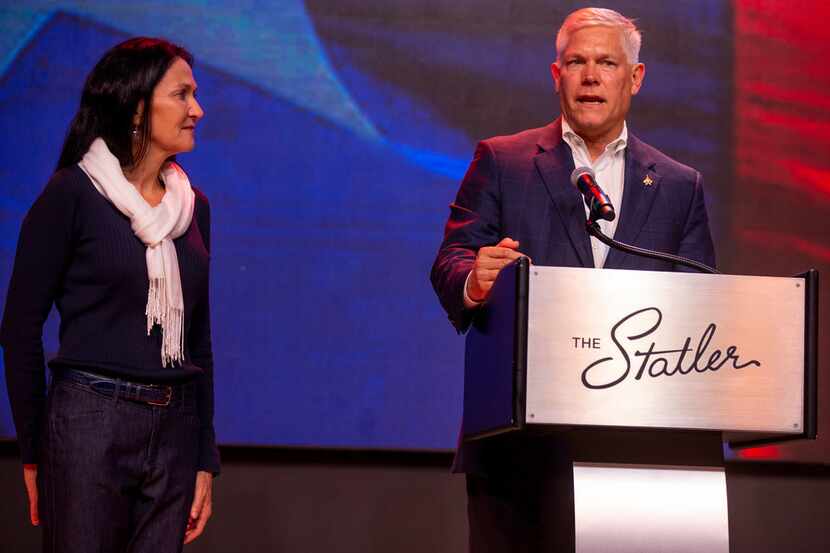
[526,267,805,433]
[573,463,729,553]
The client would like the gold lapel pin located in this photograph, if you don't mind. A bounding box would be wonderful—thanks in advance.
[643,175,654,186]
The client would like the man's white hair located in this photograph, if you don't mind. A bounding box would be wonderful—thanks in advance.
[556,7,642,64]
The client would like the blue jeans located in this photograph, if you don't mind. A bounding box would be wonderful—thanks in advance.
[38,373,200,553]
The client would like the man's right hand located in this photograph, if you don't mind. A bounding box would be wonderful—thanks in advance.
[23,464,38,526]
[466,237,527,304]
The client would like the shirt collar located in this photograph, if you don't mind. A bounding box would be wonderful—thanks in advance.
[561,118,628,154]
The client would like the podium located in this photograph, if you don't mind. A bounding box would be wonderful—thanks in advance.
[462,258,818,552]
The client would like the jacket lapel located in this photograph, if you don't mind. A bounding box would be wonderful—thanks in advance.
[534,120,593,268]
[605,134,660,268]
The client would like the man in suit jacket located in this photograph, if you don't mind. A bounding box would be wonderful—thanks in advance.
[430,7,715,552]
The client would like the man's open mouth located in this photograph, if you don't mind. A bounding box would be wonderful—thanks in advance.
[577,95,606,104]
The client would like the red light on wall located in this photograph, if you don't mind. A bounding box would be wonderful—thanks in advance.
[736,445,780,460]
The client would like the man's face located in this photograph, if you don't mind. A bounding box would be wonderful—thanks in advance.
[551,26,644,145]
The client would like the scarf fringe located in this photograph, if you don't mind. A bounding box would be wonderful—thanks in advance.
[146,277,184,366]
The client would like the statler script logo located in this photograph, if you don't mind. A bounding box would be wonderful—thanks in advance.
[581,307,761,390]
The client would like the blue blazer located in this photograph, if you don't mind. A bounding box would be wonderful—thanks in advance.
[430,118,716,473]
[432,118,715,334]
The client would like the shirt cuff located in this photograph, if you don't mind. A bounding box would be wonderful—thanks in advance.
[463,270,482,309]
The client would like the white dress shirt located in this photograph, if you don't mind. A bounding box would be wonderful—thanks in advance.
[562,118,628,268]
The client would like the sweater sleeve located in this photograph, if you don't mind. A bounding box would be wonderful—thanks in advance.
[0,172,77,464]
[189,193,220,474]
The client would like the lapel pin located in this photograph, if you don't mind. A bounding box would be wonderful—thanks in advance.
[643,174,654,186]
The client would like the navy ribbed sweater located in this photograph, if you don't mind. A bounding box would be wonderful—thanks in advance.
[0,165,219,473]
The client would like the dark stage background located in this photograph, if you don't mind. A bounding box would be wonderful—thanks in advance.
[0,1,827,463]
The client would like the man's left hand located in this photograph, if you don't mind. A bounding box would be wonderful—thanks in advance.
[184,471,213,544]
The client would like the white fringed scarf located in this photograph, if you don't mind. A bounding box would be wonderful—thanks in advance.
[79,138,195,366]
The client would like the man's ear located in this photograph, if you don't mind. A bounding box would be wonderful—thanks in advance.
[630,63,645,96]
[551,62,562,94]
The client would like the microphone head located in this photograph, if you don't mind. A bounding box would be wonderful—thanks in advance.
[570,166,595,187]
[599,206,615,222]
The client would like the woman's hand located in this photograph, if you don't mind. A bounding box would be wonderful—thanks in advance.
[184,470,213,544]
[23,464,39,526]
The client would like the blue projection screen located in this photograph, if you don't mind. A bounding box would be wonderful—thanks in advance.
[0,1,752,453]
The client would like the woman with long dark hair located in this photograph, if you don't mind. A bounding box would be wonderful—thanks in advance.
[0,37,218,551]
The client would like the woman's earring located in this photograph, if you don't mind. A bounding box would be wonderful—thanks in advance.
[131,126,139,138]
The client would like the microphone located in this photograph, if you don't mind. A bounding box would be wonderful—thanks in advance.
[570,167,616,222]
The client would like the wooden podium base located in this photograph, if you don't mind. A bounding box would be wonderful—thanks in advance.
[573,463,729,553]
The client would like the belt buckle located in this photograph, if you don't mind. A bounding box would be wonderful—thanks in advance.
[147,385,172,407]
